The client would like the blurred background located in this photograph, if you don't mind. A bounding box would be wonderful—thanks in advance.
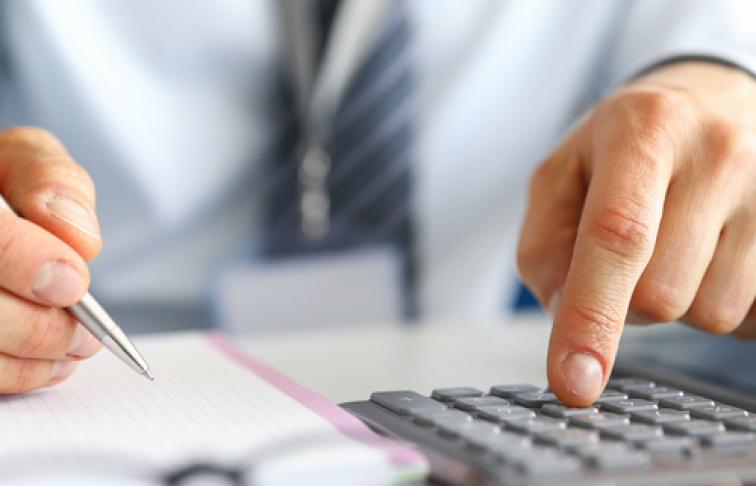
[0,0,753,335]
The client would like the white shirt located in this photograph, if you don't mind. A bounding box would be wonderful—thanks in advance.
[1,0,755,329]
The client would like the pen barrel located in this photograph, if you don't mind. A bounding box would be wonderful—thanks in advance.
[68,294,110,340]
[68,293,151,376]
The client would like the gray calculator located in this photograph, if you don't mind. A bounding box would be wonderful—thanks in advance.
[342,377,755,485]
[341,328,756,485]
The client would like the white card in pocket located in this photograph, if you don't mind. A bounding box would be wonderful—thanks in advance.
[213,247,403,333]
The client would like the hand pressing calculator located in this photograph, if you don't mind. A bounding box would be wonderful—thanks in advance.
[342,376,756,485]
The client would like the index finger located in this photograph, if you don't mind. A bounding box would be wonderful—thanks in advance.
[0,127,101,261]
[547,95,677,406]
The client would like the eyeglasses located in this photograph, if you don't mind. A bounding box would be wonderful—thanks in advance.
[1,431,421,486]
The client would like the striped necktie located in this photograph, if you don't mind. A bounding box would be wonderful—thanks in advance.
[266,1,417,313]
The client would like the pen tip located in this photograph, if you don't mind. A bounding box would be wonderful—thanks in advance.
[143,369,155,382]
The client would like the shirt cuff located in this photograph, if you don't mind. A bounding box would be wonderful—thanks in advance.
[609,49,756,90]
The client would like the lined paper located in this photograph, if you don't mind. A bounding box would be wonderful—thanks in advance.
[0,332,424,481]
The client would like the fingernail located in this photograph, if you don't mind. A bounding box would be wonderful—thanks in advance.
[49,360,78,381]
[562,352,603,400]
[33,261,86,306]
[547,288,562,317]
[67,324,100,358]
[46,195,100,238]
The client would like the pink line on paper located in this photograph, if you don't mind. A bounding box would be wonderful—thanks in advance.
[205,332,426,468]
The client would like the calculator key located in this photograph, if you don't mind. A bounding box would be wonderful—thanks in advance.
[535,428,599,448]
[505,417,567,434]
[431,387,484,402]
[585,449,651,470]
[618,384,655,395]
[664,419,726,437]
[639,436,695,454]
[572,441,631,459]
[489,384,542,399]
[607,378,655,391]
[412,409,472,427]
[725,416,756,432]
[454,396,510,411]
[593,390,629,404]
[601,424,663,442]
[658,395,716,410]
[601,399,658,414]
[455,422,504,448]
[631,409,691,425]
[477,431,532,457]
[700,432,755,449]
[438,419,501,440]
[513,392,559,408]
[570,413,631,430]
[370,391,447,415]
[476,405,536,423]
[541,404,599,418]
[624,385,684,400]
[515,449,581,475]
[689,405,750,421]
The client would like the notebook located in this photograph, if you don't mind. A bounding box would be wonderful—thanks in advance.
[0,332,427,485]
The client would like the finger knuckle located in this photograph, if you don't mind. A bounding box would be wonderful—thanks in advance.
[516,238,542,282]
[707,120,747,159]
[631,281,689,323]
[604,88,688,151]
[688,300,744,335]
[612,88,686,124]
[588,200,655,261]
[531,159,554,185]
[526,161,554,205]
[703,120,755,176]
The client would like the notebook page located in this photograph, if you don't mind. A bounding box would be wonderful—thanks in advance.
[0,332,425,481]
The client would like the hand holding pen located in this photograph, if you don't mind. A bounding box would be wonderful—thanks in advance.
[0,127,152,393]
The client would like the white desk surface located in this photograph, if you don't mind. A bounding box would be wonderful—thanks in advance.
[234,314,681,403]
[237,315,554,403]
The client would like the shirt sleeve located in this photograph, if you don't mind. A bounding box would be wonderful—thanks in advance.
[606,0,756,88]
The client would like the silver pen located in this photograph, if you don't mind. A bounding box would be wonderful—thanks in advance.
[0,196,154,381]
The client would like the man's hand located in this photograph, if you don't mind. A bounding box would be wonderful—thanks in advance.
[518,62,756,406]
[0,127,102,393]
